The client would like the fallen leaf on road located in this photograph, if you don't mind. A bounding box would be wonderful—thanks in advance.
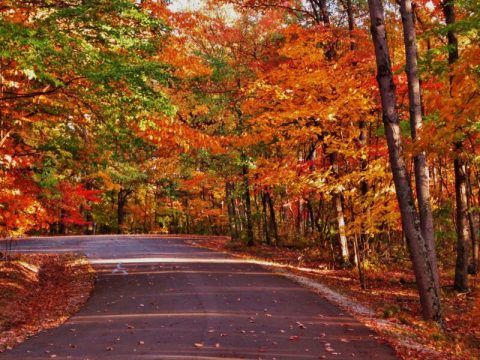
[194,342,204,348]
[289,335,300,341]
[296,321,306,329]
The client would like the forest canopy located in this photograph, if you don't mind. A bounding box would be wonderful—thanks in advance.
[0,0,479,322]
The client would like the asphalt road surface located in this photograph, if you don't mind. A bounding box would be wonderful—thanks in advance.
[0,235,398,359]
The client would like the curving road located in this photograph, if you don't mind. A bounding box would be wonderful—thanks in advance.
[0,235,397,359]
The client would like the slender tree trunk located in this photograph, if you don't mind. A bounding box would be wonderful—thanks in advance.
[266,191,279,245]
[261,192,271,245]
[329,152,350,265]
[306,200,315,234]
[334,194,349,264]
[243,163,254,246]
[454,152,470,290]
[467,175,478,274]
[367,0,442,321]
[442,0,470,291]
[117,189,131,234]
[59,209,66,235]
[354,233,366,289]
[226,182,239,240]
[346,0,369,272]
[346,0,356,50]
[399,0,441,292]
[296,199,303,238]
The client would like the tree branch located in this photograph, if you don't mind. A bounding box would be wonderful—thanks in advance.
[0,77,84,101]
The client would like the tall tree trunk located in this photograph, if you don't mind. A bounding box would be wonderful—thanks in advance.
[261,192,271,245]
[346,0,368,279]
[329,152,350,265]
[399,0,441,292]
[226,182,239,241]
[442,0,470,292]
[346,0,356,50]
[306,200,315,234]
[243,164,254,246]
[296,199,303,238]
[367,0,442,322]
[454,151,470,290]
[467,175,478,274]
[266,191,279,245]
[334,194,349,264]
[117,189,131,234]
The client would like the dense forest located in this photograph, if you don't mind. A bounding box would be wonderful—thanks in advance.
[0,0,479,323]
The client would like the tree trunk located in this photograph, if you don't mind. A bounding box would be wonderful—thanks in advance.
[334,194,349,265]
[266,191,279,245]
[399,0,441,292]
[226,182,239,240]
[454,152,470,291]
[261,192,271,245]
[117,189,131,234]
[441,0,470,292]
[346,0,356,50]
[367,0,442,322]
[296,199,303,238]
[243,164,254,246]
[329,152,350,265]
[467,174,478,274]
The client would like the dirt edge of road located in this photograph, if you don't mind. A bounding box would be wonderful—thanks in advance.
[0,253,95,352]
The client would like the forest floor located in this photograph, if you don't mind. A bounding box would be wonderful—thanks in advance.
[189,237,480,360]
[0,253,95,352]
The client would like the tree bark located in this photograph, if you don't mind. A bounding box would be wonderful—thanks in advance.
[346,0,356,50]
[329,152,350,265]
[467,174,478,274]
[399,0,441,292]
[242,163,254,246]
[261,191,271,245]
[226,182,239,241]
[454,151,470,290]
[441,0,470,291]
[117,189,132,234]
[266,191,279,245]
[367,0,442,322]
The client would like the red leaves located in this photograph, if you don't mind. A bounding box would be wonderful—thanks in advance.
[55,182,102,226]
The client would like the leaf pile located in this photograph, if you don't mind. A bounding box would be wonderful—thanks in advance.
[0,253,95,352]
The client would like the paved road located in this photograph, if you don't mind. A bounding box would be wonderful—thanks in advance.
[0,235,397,359]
